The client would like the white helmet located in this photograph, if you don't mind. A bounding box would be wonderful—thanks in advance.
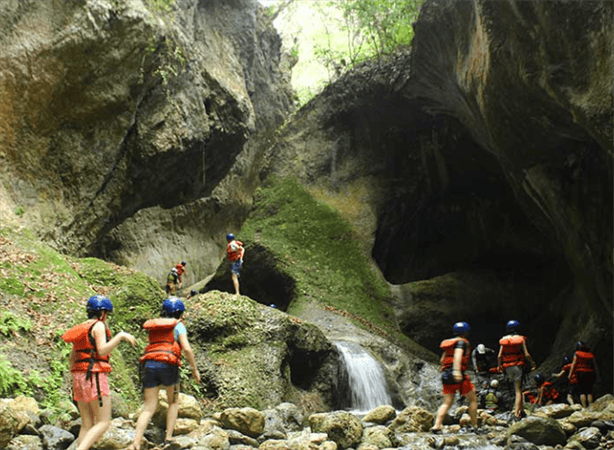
[477,344,486,354]
[171,267,178,274]
[490,379,499,388]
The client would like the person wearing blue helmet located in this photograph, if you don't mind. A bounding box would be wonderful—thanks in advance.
[226,233,245,295]
[130,297,200,450]
[498,319,536,418]
[431,321,480,434]
[62,296,136,450]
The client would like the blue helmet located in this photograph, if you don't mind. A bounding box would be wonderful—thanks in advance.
[562,355,571,365]
[226,233,235,241]
[534,373,545,386]
[162,297,185,314]
[506,320,520,333]
[453,322,470,336]
[86,295,113,313]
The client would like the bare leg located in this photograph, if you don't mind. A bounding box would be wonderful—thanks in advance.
[76,395,112,450]
[132,386,160,450]
[433,393,455,430]
[567,393,575,405]
[465,390,478,427]
[76,401,95,446]
[587,394,593,406]
[580,394,587,407]
[165,385,180,442]
[231,273,240,295]
[513,380,523,417]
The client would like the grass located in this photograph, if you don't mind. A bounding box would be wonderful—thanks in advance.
[241,177,394,331]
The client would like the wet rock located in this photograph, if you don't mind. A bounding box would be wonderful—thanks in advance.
[568,426,602,449]
[508,415,567,446]
[388,406,434,433]
[309,411,363,449]
[362,405,396,425]
[38,424,74,450]
[220,407,265,438]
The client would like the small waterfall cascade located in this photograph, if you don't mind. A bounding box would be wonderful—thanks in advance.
[334,341,392,413]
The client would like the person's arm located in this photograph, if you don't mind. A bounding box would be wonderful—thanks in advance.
[568,355,578,379]
[178,333,201,383]
[471,350,478,372]
[239,245,245,262]
[497,345,503,368]
[522,340,536,369]
[92,321,135,357]
[453,347,464,382]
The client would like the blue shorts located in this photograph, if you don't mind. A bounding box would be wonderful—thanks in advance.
[230,260,243,275]
[141,360,179,388]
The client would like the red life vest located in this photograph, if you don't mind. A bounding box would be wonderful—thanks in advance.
[140,319,182,366]
[62,319,112,374]
[573,350,595,373]
[499,335,526,368]
[541,381,559,402]
[440,337,470,372]
[227,240,243,261]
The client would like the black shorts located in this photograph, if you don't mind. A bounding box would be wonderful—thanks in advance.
[141,360,179,388]
[573,372,596,395]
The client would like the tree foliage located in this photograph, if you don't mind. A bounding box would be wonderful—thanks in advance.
[315,0,422,79]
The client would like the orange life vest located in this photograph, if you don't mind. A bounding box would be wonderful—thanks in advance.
[540,381,559,402]
[62,319,112,375]
[140,319,182,366]
[499,335,526,368]
[227,240,243,261]
[573,350,595,373]
[440,337,470,372]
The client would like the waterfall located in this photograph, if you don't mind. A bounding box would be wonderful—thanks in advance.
[334,341,392,413]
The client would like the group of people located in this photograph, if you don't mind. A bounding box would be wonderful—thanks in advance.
[62,295,200,450]
[431,320,598,433]
[164,233,245,297]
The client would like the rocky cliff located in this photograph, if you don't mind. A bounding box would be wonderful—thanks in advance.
[265,0,612,392]
[0,0,293,280]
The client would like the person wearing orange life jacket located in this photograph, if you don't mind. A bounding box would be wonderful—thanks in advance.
[497,319,536,418]
[431,322,480,434]
[524,373,559,406]
[226,233,245,295]
[568,341,597,408]
[130,297,200,450]
[61,296,136,450]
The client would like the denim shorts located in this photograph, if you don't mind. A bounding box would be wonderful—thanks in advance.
[141,360,179,388]
[230,260,243,275]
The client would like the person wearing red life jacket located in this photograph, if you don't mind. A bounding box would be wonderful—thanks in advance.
[524,373,559,406]
[568,341,597,408]
[174,261,187,288]
[226,233,245,295]
[61,296,136,450]
[552,355,575,405]
[130,297,201,450]
[498,319,536,418]
[431,322,480,434]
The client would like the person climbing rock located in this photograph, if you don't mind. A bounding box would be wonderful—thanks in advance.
[165,267,179,295]
[130,297,201,450]
[568,341,597,408]
[226,233,245,296]
[484,379,501,413]
[61,296,136,450]
[431,322,480,434]
[175,261,187,288]
[471,343,497,382]
[524,373,560,406]
[552,355,574,405]
[497,319,536,418]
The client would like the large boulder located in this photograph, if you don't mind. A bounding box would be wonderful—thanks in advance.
[309,411,363,450]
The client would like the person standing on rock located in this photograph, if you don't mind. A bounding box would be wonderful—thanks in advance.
[497,319,536,418]
[431,322,479,433]
[130,297,200,450]
[61,296,136,450]
[226,233,245,295]
[175,260,187,289]
[568,341,597,408]
[165,267,179,295]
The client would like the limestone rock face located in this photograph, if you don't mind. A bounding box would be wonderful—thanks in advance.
[266,0,612,392]
[0,0,293,281]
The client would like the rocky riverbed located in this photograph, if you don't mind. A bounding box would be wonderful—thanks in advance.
[2,393,613,450]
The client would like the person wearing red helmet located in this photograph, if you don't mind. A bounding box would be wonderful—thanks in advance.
[62,296,136,450]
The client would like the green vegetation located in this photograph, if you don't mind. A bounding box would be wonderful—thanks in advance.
[0,312,31,336]
[241,177,394,332]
